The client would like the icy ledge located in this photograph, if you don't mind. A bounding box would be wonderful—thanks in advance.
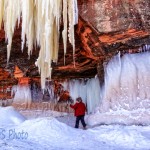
[87,108,150,126]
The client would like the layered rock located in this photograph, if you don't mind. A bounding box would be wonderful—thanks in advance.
[0,0,150,88]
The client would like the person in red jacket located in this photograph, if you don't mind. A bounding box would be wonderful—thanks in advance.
[70,97,86,129]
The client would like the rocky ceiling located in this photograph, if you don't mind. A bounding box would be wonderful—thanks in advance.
[0,0,150,86]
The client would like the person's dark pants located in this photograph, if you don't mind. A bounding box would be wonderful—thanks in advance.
[75,115,86,128]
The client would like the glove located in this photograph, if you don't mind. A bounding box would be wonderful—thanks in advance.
[68,97,73,103]
[69,98,74,104]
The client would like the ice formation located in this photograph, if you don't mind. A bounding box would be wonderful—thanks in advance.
[87,51,150,126]
[62,77,101,114]
[0,0,4,30]
[99,52,150,112]
[62,0,68,65]
[0,0,78,89]
[10,51,150,121]
[3,0,21,62]
[11,85,32,108]
[11,77,101,113]
[10,51,150,126]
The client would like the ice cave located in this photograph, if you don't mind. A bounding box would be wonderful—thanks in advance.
[0,0,150,126]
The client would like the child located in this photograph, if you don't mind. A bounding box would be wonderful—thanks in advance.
[70,97,86,129]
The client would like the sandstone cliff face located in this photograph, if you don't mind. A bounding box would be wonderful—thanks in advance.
[78,0,150,32]
[0,0,150,91]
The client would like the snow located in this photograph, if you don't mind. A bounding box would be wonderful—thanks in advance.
[0,106,26,126]
[87,109,150,126]
[0,107,150,150]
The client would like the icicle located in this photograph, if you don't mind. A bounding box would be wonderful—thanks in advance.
[34,0,42,47]
[1,0,78,89]
[62,0,68,65]
[52,0,62,62]
[68,0,78,66]
[3,0,21,62]
[35,0,63,89]
[21,0,35,56]
[74,0,78,25]
[0,0,4,30]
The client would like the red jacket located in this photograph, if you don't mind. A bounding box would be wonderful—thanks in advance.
[70,102,86,116]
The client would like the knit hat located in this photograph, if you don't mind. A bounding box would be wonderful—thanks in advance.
[76,97,82,102]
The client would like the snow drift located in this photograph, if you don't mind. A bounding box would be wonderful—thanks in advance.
[0,106,26,125]
[1,117,150,150]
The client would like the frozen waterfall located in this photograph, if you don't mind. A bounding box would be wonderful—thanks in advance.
[11,85,32,109]
[62,77,102,114]
[99,52,150,112]
[11,78,102,113]
[87,51,150,126]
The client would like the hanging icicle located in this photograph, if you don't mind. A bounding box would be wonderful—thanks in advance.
[62,0,68,65]
[0,0,78,89]
[21,0,35,56]
[3,0,21,63]
[35,0,63,89]
[0,0,4,30]
[68,0,78,65]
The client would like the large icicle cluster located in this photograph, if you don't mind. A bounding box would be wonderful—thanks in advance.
[0,0,78,89]
[3,0,21,62]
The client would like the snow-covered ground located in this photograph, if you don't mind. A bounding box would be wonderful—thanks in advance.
[0,106,150,150]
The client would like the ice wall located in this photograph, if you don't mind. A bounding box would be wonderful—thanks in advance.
[12,85,32,108]
[87,50,150,126]
[11,78,101,113]
[99,51,150,113]
[11,50,150,116]
[62,77,101,114]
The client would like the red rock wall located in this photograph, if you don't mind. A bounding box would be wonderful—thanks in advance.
[78,0,150,32]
